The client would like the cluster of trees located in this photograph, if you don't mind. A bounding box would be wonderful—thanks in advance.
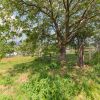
[0,0,99,67]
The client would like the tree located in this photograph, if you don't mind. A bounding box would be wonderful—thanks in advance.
[1,0,98,66]
[75,26,94,67]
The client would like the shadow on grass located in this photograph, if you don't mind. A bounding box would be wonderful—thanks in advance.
[67,54,77,67]
[7,53,97,79]
[7,56,61,78]
[6,55,100,99]
[7,55,81,100]
[7,54,78,76]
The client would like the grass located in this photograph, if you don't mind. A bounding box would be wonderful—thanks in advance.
[0,55,100,100]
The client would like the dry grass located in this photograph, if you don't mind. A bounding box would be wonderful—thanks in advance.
[16,73,29,83]
[1,56,32,63]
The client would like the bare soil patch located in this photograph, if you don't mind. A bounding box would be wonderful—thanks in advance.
[16,73,28,83]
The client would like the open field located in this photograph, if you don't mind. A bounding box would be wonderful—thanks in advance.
[0,55,100,100]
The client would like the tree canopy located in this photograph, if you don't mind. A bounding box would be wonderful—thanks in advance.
[0,0,99,66]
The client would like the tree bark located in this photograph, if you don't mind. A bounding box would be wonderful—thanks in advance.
[59,45,66,66]
[78,42,84,67]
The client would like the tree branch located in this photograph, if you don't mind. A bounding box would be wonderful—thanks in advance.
[66,14,96,44]
[62,0,70,40]
[69,0,74,6]
[47,0,64,45]
[19,0,51,17]
[70,0,80,11]
[69,0,95,30]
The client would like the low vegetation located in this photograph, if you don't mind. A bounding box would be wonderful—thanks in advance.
[0,54,99,100]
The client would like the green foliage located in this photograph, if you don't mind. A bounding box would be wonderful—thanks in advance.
[49,62,59,69]
[0,41,14,60]
[1,0,99,58]
[0,94,13,100]
[0,40,10,60]
[20,66,100,100]
[21,76,77,100]
[18,41,34,56]
[0,75,13,85]
[92,52,100,64]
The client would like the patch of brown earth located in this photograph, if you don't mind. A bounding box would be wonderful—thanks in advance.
[16,73,28,83]
[0,85,15,95]
[60,66,67,76]
[48,69,56,77]
[0,70,7,75]
[76,93,86,100]
[1,58,14,63]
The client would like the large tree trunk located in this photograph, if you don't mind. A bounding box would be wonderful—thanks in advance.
[59,45,66,66]
[78,42,84,67]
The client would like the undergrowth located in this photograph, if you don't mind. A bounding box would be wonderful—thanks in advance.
[0,55,99,100]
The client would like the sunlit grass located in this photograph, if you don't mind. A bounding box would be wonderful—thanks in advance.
[0,55,100,100]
